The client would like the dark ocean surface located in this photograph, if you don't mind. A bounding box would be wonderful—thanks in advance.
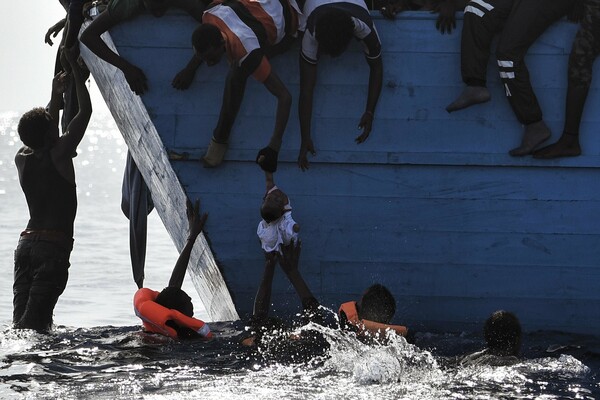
[1,113,599,399]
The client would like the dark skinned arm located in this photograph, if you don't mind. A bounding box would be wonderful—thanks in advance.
[278,240,318,309]
[80,11,148,94]
[168,199,208,289]
[47,72,67,125]
[45,18,66,46]
[172,54,203,90]
[255,69,292,172]
[297,57,317,171]
[356,55,383,144]
[252,252,278,320]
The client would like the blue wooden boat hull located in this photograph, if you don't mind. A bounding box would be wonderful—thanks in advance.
[81,11,600,334]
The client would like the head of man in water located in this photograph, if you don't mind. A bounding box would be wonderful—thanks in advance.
[358,284,396,324]
[484,310,522,356]
[155,286,194,316]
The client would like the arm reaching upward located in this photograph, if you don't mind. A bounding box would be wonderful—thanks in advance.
[168,199,208,289]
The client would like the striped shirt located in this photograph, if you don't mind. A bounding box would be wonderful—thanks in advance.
[203,0,300,81]
[299,0,381,64]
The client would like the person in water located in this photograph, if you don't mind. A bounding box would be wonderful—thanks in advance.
[460,310,522,366]
[133,199,213,340]
[13,44,92,332]
[534,0,596,159]
[338,283,409,339]
[80,0,206,95]
[257,169,300,255]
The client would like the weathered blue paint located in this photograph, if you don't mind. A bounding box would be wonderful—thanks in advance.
[82,11,600,333]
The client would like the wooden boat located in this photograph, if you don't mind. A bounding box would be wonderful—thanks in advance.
[80,11,600,334]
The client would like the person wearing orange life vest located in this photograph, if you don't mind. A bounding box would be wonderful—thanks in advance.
[174,0,301,171]
[338,284,409,339]
[133,199,213,340]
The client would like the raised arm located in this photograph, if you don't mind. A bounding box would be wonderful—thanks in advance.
[279,240,319,312]
[255,70,292,173]
[297,57,318,171]
[54,46,92,160]
[80,11,148,94]
[252,252,278,320]
[168,199,208,289]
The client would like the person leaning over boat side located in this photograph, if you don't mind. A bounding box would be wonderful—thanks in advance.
[534,0,596,159]
[80,0,207,95]
[380,0,469,35]
[133,199,213,340]
[179,0,301,171]
[13,45,92,332]
[297,0,383,171]
[460,310,522,366]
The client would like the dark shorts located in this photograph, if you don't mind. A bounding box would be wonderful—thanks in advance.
[13,237,72,331]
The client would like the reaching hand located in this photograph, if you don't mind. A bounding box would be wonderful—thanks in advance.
[434,0,457,34]
[256,146,279,173]
[380,0,404,19]
[52,71,69,97]
[356,111,373,144]
[264,250,278,266]
[298,139,316,171]
[278,240,301,274]
[122,62,148,95]
[45,19,66,46]
[186,199,208,240]
[172,67,196,90]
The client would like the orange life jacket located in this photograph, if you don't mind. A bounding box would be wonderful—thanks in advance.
[339,301,408,337]
[133,288,213,340]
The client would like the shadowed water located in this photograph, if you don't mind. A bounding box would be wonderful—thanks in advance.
[1,318,599,399]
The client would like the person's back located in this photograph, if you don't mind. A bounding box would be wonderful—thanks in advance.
[17,142,77,238]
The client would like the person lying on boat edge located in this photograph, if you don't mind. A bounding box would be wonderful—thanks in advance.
[133,199,213,340]
[460,310,522,367]
[80,0,208,95]
[14,44,92,332]
[379,0,469,35]
[297,0,383,171]
[175,0,301,172]
[257,168,300,255]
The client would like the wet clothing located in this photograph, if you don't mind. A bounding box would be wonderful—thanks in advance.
[460,0,573,124]
[13,147,76,330]
[203,0,301,81]
[13,235,72,331]
[568,0,600,88]
[299,0,382,64]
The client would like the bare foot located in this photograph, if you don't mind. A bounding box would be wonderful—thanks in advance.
[446,86,491,113]
[533,132,581,159]
[509,120,551,157]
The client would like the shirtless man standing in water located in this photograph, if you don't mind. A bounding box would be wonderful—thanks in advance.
[13,46,91,331]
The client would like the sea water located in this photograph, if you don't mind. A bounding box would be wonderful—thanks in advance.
[1,112,599,399]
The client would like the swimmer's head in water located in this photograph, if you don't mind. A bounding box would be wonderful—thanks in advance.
[358,284,396,324]
[484,310,522,356]
[156,287,194,317]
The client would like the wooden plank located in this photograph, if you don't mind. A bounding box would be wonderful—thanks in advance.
[79,24,238,322]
